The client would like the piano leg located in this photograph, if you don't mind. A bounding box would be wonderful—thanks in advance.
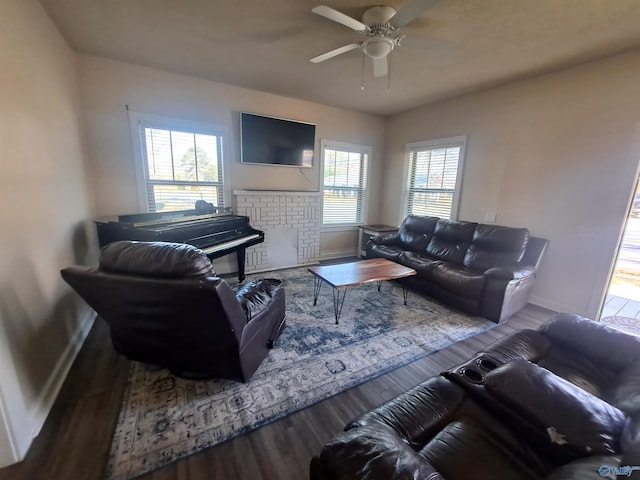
[236,248,246,282]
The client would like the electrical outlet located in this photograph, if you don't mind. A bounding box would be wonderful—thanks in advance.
[485,212,497,223]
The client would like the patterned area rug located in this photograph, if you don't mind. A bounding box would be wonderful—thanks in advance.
[106,266,495,480]
[600,316,640,336]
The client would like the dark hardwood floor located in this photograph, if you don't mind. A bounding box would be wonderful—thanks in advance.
[0,301,555,480]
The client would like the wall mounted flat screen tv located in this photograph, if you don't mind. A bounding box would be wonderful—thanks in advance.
[240,112,315,168]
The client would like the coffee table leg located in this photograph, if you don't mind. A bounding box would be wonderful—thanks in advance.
[332,288,347,325]
[402,287,409,305]
[313,276,323,305]
[376,280,382,292]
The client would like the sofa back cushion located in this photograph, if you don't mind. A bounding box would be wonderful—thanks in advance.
[99,240,216,278]
[398,215,439,251]
[426,219,477,265]
[484,360,626,459]
[540,313,640,372]
[463,224,530,271]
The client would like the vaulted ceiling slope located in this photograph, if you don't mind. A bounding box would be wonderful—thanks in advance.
[39,0,640,116]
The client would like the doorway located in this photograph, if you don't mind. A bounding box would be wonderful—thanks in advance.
[601,180,640,326]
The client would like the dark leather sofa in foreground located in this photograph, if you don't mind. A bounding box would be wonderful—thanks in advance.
[366,215,549,323]
[311,313,640,479]
[61,241,286,382]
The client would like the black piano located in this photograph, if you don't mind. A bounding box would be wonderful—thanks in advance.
[95,208,264,282]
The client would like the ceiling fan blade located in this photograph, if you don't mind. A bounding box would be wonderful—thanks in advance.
[310,43,362,63]
[372,57,388,78]
[389,0,441,28]
[312,5,368,32]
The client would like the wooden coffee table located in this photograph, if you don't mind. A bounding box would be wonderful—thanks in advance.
[308,258,417,324]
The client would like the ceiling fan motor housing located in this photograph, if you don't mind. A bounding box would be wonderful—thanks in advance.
[361,6,398,59]
[362,5,397,28]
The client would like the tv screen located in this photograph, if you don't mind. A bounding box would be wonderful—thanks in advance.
[241,112,315,168]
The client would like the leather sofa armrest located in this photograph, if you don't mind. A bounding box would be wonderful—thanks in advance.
[484,264,536,280]
[608,364,640,415]
[368,232,401,246]
[209,278,249,342]
[310,424,443,480]
[233,279,283,322]
[347,376,465,448]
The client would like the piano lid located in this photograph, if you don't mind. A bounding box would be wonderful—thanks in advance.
[95,206,233,229]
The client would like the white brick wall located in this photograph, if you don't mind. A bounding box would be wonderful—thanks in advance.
[234,190,321,273]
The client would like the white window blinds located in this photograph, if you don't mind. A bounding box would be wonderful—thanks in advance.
[139,126,225,213]
[403,136,466,220]
[322,140,370,225]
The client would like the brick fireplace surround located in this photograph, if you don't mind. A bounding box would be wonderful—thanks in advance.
[233,190,321,274]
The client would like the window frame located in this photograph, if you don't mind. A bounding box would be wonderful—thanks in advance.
[401,135,467,222]
[128,112,230,213]
[320,139,371,230]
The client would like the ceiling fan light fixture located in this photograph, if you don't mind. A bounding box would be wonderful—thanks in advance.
[311,1,442,79]
[362,37,395,59]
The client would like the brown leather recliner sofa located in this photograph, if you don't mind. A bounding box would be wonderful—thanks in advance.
[61,240,286,382]
[366,215,549,323]
[310,313,640,480]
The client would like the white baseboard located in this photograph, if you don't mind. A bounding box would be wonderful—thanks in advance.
[319,248,358,261]
[245,261,319,276]
[27,308,96,439]
[528,294,584,317]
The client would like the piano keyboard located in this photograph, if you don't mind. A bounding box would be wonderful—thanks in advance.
[201,233,261,255]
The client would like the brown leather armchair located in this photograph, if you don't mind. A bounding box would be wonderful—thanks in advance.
[61,241,286,382]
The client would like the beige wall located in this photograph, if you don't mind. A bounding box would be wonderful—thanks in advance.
[77,56,386,259]
[4,1,639,467]
[0,0,97,466]
[384,49,640,318]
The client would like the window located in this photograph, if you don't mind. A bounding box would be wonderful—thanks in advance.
[402,136,466,220]
[321,140,370,226]
[130,113,227,213]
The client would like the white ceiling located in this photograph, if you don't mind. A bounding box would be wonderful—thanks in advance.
[38,0,640,116]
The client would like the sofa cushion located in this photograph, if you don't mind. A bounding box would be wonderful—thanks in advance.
[479,329,551,363]
[429,264,485,299]
[99,240,216,278]
[338,375,549,480]
[398,215,438,251]
[426,219,477,265]
[419,419,543,480]
[540,313,640,372]
[397,251,442,278]
[536,345,616,400]
[464,224,530,271]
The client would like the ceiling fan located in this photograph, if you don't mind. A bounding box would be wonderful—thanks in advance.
[310,0,441,78]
